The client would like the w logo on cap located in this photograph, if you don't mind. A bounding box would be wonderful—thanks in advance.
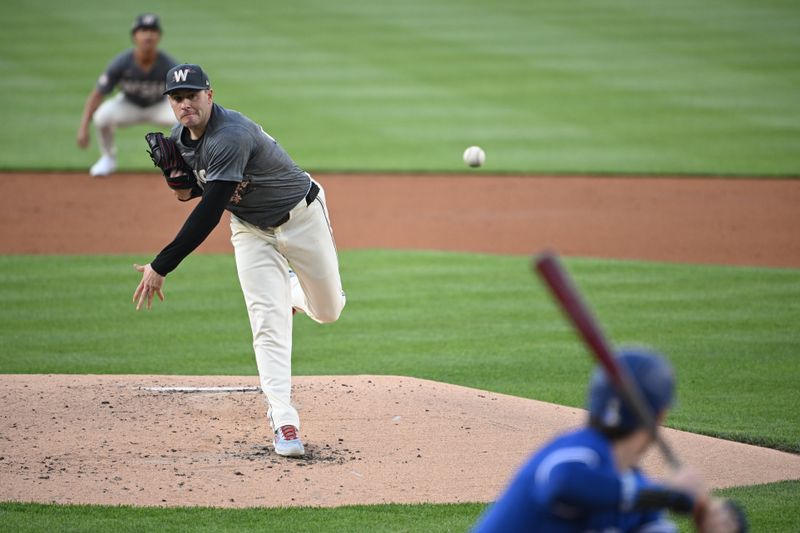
[164,64,210,95]
[173,69,190,83]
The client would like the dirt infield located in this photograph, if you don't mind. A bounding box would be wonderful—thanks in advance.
[1,171,799,508]
[3,374,800,508]
[1,172,798,267]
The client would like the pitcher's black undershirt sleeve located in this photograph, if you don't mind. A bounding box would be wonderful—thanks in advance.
[150,180,238,276]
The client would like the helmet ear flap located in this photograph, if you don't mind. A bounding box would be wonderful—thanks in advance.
[587,347,675,433]
[602,397,622,427]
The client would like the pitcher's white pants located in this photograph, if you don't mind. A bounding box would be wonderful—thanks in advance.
[93,93,176,158]
[230,181,345,431]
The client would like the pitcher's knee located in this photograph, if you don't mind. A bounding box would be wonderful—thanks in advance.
[314,295,345,324]
[314,306,342,324]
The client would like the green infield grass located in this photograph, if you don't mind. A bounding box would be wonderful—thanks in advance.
[673,480,800,532]
[2,0,799,175]
[0,502,485,533]
[1,481,798,532]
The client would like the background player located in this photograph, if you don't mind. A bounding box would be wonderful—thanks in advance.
[473,348,746,532]
[132,64,346,457]
[76,13,178,176]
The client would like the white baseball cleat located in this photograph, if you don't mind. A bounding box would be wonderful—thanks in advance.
[273,425,305,457]
[90,155,117,176]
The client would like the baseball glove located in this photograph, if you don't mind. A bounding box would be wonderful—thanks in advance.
[720,499,748,533]
[145,132,195,190]
[695,498,748,533]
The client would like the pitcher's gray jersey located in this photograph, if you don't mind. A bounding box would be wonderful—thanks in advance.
[173,103,310,228]
[97,50,178,107]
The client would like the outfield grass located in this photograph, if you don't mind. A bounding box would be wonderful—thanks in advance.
[1,251,798,453]
[2,0,799,174]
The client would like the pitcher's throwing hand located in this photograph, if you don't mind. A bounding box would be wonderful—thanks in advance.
[132,263,165,310]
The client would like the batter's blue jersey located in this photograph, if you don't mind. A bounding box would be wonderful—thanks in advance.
[473,427,677,533]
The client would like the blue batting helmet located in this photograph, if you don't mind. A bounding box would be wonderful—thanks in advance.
[587,347,676,432]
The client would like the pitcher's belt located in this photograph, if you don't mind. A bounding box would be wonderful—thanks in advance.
[272,182,320,228]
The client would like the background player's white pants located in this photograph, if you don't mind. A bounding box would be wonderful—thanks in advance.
[92,94,175,158]
[230,181,345,432]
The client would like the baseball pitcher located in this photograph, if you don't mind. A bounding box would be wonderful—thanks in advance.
[133,64,346,457]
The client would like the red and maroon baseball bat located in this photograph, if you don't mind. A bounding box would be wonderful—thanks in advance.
[533,251,681,469]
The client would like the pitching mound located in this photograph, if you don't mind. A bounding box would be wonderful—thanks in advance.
[2,374,799,508]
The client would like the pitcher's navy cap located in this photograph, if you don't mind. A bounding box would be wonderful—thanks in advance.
[163,64,211,95]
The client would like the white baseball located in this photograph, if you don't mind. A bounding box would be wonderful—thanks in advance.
[463,146,486,168]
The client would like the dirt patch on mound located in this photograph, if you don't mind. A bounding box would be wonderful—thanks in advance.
[2,374,799,508]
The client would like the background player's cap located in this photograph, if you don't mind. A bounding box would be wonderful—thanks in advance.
[163,64,212,95]
[131,13,161,34]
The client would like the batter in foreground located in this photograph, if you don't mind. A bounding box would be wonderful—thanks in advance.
[473,349,746,533]
[132,63,346,457]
